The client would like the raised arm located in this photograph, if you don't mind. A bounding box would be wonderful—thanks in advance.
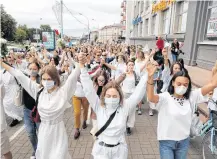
[125,71,148,112]
[201,72,217,96]
[61,64,80,101]
[80,66,100,113]
[146,63,159,103]
[1,61,39,99]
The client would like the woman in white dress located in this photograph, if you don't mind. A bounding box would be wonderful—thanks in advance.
[79,54,149,159]
[1,56,84,159]
[2,56,23,127]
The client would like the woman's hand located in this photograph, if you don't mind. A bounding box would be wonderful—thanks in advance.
[146,62,157,77]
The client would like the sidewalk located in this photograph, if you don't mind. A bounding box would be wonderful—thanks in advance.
[6,104,203,159]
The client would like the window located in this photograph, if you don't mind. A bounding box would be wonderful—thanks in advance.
[139,22,143,37]
[140,0,144,13]
[145,18,149,35]
[205,1,217,41]
[146,0,150,10]
[151,15,156,35]
[162,9,169,34]
[176,1,188,33]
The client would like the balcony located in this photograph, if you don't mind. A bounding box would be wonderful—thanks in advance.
[123,16,126,21]
[121,12,124,16]
[122,26,126,30]
[121,2,124,8]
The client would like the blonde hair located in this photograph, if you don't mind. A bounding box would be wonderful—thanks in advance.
[40,65,60,87]
[100,81,124,107]
[212,60,217,76]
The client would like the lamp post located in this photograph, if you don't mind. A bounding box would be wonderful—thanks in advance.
[79,13,90,42]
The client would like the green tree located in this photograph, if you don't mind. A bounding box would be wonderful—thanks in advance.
[15,28,27,43]
[40,24,52,31]
[1,5,17,41]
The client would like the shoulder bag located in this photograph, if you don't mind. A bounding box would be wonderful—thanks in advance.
[31,88,44,123]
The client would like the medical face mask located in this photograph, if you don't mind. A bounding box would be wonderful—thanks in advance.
[175,85,188,96]
[42,80,55,90]
[104,97,120,109]
[30,70,38,77]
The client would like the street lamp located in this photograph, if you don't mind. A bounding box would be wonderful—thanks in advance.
[79,13,90,42]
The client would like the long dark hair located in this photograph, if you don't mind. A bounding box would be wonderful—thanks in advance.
[168,70,192,99]
[170,62,182,75]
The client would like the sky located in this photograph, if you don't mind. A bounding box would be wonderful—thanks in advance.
[2,0,123,37]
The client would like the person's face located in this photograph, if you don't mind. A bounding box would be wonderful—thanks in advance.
[63,64,69,71]
[174,39,178,43]
[97,75,105,86]
[50,58,55,65]
[26,54,30,60]
[172,76,189,91]
[173,64,181,75]
[137,52,143,59]
[29,63,39,72]
[7,57,14,65]
[95,53,101,60]
[53,51,58,57]
[127,62,134,72]
[102,53,107,59]
[42,73,53,81]
[105,88,120,99]
[118,56,124,63]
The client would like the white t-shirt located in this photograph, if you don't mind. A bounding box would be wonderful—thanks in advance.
[0,82,7,132]
[122,75,136,94]
[151,88,208,141]
[208,87,217,110]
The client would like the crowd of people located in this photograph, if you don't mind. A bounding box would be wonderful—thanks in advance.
[1,41,217,159]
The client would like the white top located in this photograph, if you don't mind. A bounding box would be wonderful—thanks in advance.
[161,65,171,92]
[0,81,7,132]
[9,66,80,159]
[134,60,146,77]
[150,89,208,141]
[80,68,148,145]
[74,82,85,97]
[208,87,217,110]
[113,63,127,80]
[122,75,136,94]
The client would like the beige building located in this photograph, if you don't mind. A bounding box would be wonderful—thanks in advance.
[98,24,122,44]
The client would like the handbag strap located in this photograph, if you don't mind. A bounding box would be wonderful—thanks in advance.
[95,107,118,138]
[35,88,44,108]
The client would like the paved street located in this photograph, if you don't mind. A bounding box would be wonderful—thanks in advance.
[5,103,203,159]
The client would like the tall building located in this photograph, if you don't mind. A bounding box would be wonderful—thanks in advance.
[124,0,217,70]
[98,24,122,44]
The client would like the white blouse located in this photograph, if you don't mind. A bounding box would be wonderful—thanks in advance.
[80,68,148,145]
[150,89,208,141]
[122,75,136,94]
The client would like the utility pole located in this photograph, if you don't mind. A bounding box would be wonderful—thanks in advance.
[60,0,63,39]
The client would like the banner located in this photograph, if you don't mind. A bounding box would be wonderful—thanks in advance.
[207,18,217,37]
[42,31,55,50]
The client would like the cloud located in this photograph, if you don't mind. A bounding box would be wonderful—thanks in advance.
[2,0,123,37]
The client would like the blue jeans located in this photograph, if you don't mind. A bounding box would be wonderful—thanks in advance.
[172,53,178,63]
[159,137,190,159]
[23,107,40,155]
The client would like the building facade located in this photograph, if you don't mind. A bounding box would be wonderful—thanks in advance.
[90,30,99,44]
[125,0,217,70]
[98,24,122,44]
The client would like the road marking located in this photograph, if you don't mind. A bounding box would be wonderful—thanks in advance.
[9,125,25,142]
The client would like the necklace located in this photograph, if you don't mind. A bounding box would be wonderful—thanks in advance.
[171,95,185,106]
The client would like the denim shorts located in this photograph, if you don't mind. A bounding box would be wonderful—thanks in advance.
[159,137,190,159]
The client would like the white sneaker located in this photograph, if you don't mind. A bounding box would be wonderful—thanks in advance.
[138,108,142,115]
[149,109,154,116]
[30,156,36,159]
[136,106,139,111]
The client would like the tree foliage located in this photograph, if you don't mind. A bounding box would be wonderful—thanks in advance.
[1,5,17,41]
[15,27,27,42]
[40,24,52,32]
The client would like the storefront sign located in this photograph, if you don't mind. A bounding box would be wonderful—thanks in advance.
[207,18,217,37]
[42,31,55,50]
[152,0,175,13]
[132,16,142,25]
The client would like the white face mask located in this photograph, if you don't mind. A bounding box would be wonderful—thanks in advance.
[42,80,55,90]
[104,97,120,110]
[175,86,188,95]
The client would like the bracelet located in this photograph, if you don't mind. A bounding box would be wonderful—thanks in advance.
[147,82,154,85]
